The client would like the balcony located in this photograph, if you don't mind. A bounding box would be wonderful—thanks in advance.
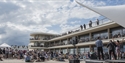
[46,34,125,48]
[49,18,111,39]
[31,45,44,47]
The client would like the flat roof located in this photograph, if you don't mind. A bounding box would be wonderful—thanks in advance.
[30,32,59,36]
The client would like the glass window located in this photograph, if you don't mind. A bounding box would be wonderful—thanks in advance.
[79,48,84,54]
[92,30,108,41]
[55,49,59,52]
[62,49,67,54]
[123,45,125,52]
[110,27,124,38]
[94,47,97,52]
[69,48,76,54]
[103,46,108,53]
[79,34,89,42]
[85,48,90,53]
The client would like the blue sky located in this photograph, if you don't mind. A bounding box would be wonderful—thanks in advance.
[0,0,125,45]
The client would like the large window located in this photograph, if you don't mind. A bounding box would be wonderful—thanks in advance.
[79,34,89,43]
[92,30,108,41]
[84,48,90,53]
[78,47,90,54]
[110,26,124,38]
[123,45,125,52]
[61,39,68,45]
[69,48,76,54]
[62,49,67,54]
[103,46,108,53]
[79,48,84,54]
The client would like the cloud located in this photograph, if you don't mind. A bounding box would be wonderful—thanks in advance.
[0,0,120,45]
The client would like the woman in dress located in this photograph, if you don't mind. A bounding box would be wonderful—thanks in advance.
[116,38,124,59]
[116,40,121,60]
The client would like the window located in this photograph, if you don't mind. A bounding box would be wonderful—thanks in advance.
[92,30,108,41]
[62,49,67,54]
[84,48,90,53]
[123,45,125,52]
[69,48,76,54]
[103,46,108,53]
[79,48,84,54]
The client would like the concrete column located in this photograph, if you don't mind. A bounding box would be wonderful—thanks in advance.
[67,38,68,45]
[108,28,110,39]
[89,33,92,41]
[76,46,78,54]
[59,40,61,45]
[54,41,55,46]
[67,47,69,53]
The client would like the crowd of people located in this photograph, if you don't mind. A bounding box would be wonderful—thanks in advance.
[96,37,125,60]
[80,19,99,30]
[0,37,125,62]
[0,48,67,62]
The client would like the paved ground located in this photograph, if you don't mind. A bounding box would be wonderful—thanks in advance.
[0,59,85,63]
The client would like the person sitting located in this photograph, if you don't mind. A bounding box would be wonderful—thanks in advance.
[36,57,41,62]
[25,54,31,62]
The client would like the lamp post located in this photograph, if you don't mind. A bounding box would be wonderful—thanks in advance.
[69,36,80,63]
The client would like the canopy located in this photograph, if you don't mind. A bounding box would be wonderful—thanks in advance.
[0,43,11,48]
[76,0,125,27]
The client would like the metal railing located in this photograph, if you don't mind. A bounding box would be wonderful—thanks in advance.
[30,18,112,41]
[51,18,112,39]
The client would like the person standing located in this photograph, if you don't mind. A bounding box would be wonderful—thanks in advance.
[107,40,117,60]
[83,24,86,29]
[0,48,3,61]
[115,38,124,59]
[89,20,92,27]
[5,47,9,59]
[95,37,104,60]
[80,25,83,30]
[96,19,99,25]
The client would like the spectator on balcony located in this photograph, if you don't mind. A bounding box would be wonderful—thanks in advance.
[83,24,86,29]
[80,25,83,30]
[117,32,121,38]
[89,20,92,28]
[96,19,99,25]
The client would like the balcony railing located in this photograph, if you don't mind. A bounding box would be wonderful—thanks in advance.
[50,18,112,39]
[30,18,112,41]
[109,33,125,39]
[31,45,44,47]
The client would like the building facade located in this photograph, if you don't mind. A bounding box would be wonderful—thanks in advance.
[29,20,125,54]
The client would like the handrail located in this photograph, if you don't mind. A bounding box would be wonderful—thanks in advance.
[58,18,111,36]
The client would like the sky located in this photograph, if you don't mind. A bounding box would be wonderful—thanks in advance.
[0,0,125,46]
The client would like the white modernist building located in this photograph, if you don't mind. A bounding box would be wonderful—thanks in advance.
[29,1,125,54]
